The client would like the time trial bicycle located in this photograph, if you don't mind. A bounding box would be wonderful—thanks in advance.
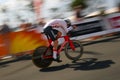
[32,33,83,68]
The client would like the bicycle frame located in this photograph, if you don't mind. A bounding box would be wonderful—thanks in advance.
[43,35,75,59]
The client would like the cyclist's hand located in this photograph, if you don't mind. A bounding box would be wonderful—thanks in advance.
[72,25,77,29]
[67,31,72,36]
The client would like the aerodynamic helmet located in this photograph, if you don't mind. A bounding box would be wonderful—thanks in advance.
[64,19,71,27]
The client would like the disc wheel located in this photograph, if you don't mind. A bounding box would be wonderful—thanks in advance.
[32,46,53,68]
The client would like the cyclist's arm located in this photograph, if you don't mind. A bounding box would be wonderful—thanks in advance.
[67,25,77,31]
[67,26,73,31]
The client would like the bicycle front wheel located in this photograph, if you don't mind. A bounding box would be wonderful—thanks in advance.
[64,40,83,61]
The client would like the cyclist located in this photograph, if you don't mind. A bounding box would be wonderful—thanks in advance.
[43,19,76,62]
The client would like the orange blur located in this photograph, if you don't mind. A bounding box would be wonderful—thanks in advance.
[0,30,48,58]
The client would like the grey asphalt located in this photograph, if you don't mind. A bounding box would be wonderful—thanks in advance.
[0,35,120,80]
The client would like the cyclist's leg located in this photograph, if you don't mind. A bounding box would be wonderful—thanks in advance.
[52,30,62,62]
[53,31,62,57]
[44,26,62,62]
[52,29,59,50]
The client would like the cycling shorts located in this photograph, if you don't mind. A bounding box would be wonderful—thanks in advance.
[44,26,58,41]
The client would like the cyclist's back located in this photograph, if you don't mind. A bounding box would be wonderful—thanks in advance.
[43,19,70,36]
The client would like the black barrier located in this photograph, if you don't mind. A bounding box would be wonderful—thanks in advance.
[70,20,104,37]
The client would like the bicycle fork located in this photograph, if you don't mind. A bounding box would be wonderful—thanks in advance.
[69,40,75,51]
[64,36,75,51]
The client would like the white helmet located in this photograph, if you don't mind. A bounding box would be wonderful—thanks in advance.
[64,19,71,27]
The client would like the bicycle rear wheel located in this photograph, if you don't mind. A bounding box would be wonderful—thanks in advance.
[64,40,83,61]
[32,46,53,68]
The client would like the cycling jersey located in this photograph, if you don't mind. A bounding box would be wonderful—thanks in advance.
[43,19,73,41]
[43,19,73,36]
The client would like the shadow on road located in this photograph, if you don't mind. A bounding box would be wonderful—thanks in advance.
[40,58,115,72]
[69,58,115,71]
[40,64,69,72]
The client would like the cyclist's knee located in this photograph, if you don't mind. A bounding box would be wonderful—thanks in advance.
[57,31,62,38]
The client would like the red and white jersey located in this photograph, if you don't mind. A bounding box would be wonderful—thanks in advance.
[43,19,73,36]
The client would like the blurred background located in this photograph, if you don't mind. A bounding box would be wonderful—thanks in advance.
[0,0,120,60]
[0,0,119,28]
